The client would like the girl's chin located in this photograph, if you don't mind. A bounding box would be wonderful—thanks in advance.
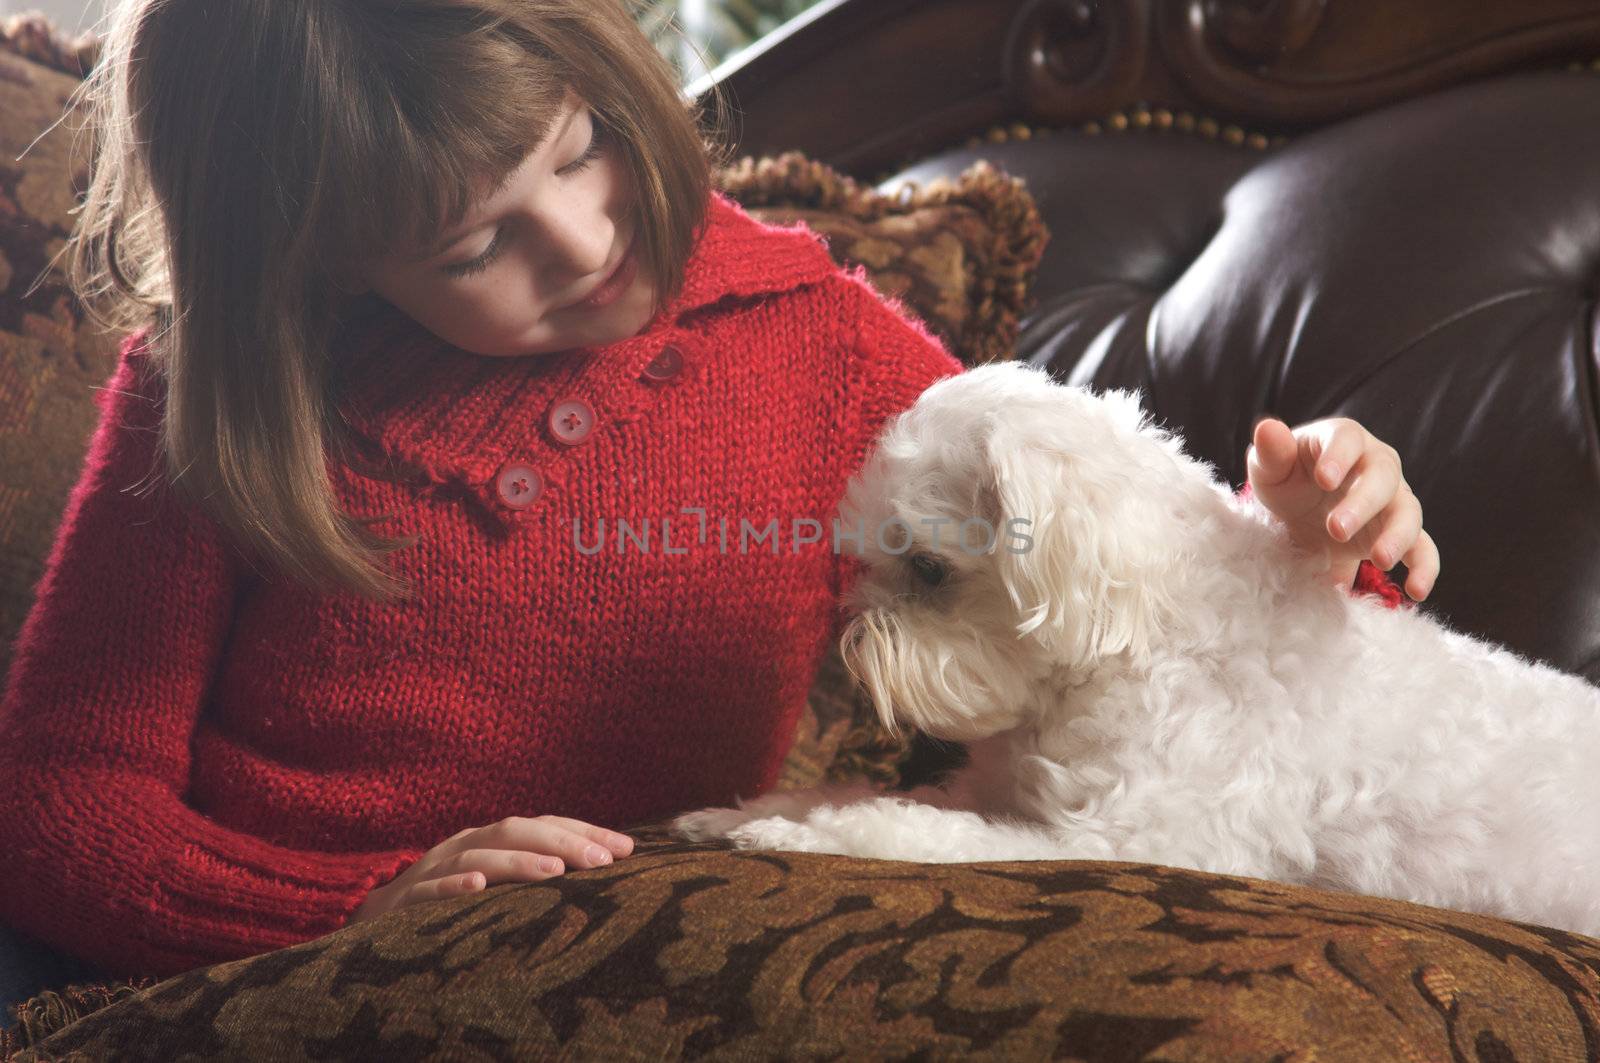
[568,289,656,346]
[474,282,656,358]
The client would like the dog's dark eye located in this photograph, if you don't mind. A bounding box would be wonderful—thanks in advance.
[908,553,948,588]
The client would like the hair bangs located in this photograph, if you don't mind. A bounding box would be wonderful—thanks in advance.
[314,13,567,277]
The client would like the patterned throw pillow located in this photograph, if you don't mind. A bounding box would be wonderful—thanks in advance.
[714,153,1050,791]
[0,20,118,687]
[716,150,1048,368]
[13,829,1600,1059]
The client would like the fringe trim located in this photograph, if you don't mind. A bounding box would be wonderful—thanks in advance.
[1,976,160,1055]
[825,714,916,788]
[714,152,1049,367]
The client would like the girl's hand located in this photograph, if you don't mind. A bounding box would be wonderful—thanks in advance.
[1246,416,1439,602]
[350,815,635,924]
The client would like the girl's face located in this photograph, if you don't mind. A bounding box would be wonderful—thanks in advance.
[352,90,655,358]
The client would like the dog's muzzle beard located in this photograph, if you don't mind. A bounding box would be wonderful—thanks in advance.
[840,607,1028,742]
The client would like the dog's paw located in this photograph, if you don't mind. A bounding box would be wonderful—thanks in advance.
[673,809,845,854]
[671,806,760,841]
[726,816,837,854]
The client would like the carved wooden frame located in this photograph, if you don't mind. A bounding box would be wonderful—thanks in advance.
[691,0,1600,179]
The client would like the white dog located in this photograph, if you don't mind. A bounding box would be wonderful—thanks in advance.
[673,361,1600,936]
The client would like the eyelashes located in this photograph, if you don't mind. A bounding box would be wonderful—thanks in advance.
[563,113,608,176]
[441,227,505,280]
[441,115,609,280]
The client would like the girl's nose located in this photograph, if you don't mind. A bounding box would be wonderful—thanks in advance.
[521,205,611,282]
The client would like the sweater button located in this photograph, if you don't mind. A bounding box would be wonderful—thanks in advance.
[495,462,543,508]
[548,397,595,445]
[642,345,684,382]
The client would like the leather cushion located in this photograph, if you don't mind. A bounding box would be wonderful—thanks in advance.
[887,70,1600,681]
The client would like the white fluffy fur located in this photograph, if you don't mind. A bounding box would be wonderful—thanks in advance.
[672,361,1600,936]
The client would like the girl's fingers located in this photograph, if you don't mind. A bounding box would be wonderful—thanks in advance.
[1324,458,1401,542]
[446,848,572,884]
[507,819,620,868]
[406,851,563,910]
[1325,558,1361,592]
[532,816,635,857]
[390,822,642,916]
[404,870,488,911]
[1362,489,1423,571]
[1400,528,1441,601]
[1306,426,1364,493]
[411,818,635,911]
[1249,419,1297,480]
[438,817,627,869]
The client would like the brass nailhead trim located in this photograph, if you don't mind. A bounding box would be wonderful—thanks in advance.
[964,58,1600,155]
[962,105,1288,154]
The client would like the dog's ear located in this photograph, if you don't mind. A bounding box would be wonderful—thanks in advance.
[980,399,1178,670]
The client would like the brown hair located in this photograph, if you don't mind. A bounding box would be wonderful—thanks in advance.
[62,0,731,604]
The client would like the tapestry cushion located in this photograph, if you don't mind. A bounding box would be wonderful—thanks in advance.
[715,150,1048,369]
[0,20,120,689]
[8,821,1600,1059]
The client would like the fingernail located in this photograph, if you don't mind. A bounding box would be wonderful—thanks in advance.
[1321,463,1341,486]
[586,845,612,865]
[539,857,561,873]
[1332,512,1350,537]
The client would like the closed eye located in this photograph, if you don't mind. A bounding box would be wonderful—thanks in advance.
[441,112,609,280]
[442,228,507,280]
[557,111,607,178]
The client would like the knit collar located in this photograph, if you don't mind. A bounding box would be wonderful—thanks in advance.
[331,190,840,533]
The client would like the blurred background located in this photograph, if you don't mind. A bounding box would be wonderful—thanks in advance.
[0,0,98,33]
[1,0,829,87]
[632,0,827,86]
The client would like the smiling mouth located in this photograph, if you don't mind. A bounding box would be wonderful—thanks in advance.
[565,232,637,311]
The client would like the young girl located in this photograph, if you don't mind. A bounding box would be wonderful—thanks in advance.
[0,0,1437,1013]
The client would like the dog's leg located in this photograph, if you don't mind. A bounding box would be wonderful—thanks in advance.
[716,795,1078,862]
[681,784,1181,864]
[671,780,882,841]
[673,774,994,845]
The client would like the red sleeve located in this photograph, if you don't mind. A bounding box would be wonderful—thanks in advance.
[829,272,966,637]
[1234,481,1406,608]
[835,269,967,477]
[0,332,423,981]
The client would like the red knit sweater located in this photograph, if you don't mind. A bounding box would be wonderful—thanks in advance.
[0,191,1402,981]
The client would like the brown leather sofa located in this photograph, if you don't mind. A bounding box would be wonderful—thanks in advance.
[6,2,1600,1058]
[709,0,1600,794]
